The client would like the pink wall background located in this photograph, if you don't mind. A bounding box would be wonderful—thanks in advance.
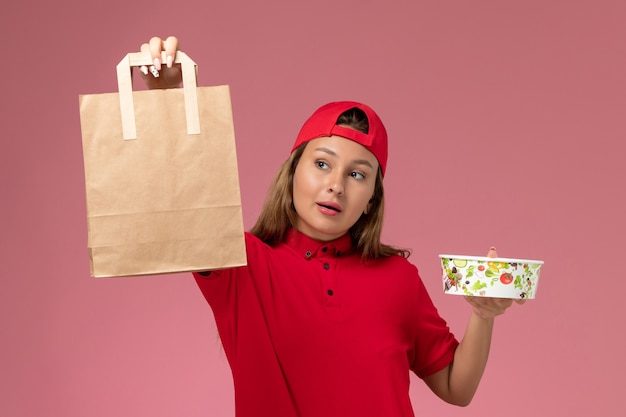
[2,0,625,416]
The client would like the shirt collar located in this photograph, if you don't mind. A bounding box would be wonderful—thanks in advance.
[284,228,353,260]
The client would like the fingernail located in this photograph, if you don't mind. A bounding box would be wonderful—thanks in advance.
[166,55,173,68]
[154,58,161,71]
[149,65,160,78]
[140,66,149,75]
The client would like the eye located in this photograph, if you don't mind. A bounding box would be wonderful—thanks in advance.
[316,160,329,170]
[350,171,365,180]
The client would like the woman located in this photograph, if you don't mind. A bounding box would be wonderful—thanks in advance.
[140,36,522,417]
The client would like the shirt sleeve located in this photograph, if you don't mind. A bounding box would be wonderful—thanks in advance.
[410,268,459,378]
[192,232,261,311]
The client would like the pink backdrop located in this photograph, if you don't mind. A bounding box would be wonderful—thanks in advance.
[2,0,625,416]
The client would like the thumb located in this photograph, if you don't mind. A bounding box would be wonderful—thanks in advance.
[487,246,498,258]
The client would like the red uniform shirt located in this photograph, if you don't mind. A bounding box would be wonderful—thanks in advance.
[194,229,459,417]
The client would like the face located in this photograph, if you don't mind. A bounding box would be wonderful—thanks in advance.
[292,135,379,241]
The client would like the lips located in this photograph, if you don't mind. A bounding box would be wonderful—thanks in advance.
[317,201,342,213]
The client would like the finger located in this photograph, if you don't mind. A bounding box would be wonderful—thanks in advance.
[465,298,498,319]
[138,43,151,75]
[487,246,498,258]
[497,298,514,309]
[164,36,179,68]
[478,297,512,310]
[515,299,527,305]
[149,36,165,70]
[465,296,513,318]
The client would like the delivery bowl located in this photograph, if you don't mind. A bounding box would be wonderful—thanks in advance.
[438,254,543,299]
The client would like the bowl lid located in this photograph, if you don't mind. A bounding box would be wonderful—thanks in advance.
[438,254,544,265]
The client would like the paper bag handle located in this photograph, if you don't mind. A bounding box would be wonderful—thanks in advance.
[116,51,200,140]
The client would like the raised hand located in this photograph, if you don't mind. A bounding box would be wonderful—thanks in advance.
[464,246,525,319]
[139,36,182,89]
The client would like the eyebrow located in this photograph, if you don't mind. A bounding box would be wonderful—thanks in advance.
[314,147,375,169]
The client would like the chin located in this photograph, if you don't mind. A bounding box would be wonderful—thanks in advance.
[296,226,346,242]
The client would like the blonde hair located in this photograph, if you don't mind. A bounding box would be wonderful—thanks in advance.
[250,144,410,260]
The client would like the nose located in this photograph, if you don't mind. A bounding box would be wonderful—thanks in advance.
[328,173,344,195]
